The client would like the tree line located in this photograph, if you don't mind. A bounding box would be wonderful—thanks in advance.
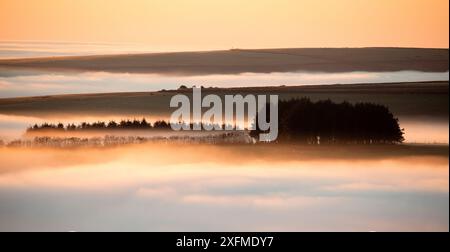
[27,119,172,132]
[27,119,235,132]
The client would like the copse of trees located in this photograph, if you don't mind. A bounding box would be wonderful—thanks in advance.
[252,98,404,144]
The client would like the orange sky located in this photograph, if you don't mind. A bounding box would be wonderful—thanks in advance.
[0,0,448,50]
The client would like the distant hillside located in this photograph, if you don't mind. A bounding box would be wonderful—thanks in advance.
[0,82,448,120]
[0,48,448,74]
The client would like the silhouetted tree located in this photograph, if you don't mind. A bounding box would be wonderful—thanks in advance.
[107,120,118,129]
[67,123,77,131]
[153,120,170,129]
[140,118,150,129]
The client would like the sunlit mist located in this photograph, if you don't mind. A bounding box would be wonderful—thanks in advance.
[0,144,448,231]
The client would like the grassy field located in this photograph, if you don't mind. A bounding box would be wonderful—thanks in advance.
[0,81,447,121]
[0,48,448,75]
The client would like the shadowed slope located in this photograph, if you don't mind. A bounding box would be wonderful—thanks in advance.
[0,82,447,120]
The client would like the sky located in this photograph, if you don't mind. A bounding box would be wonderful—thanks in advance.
[0,0,449,51]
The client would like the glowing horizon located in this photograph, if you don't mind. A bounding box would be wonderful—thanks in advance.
[0,0,448,51]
